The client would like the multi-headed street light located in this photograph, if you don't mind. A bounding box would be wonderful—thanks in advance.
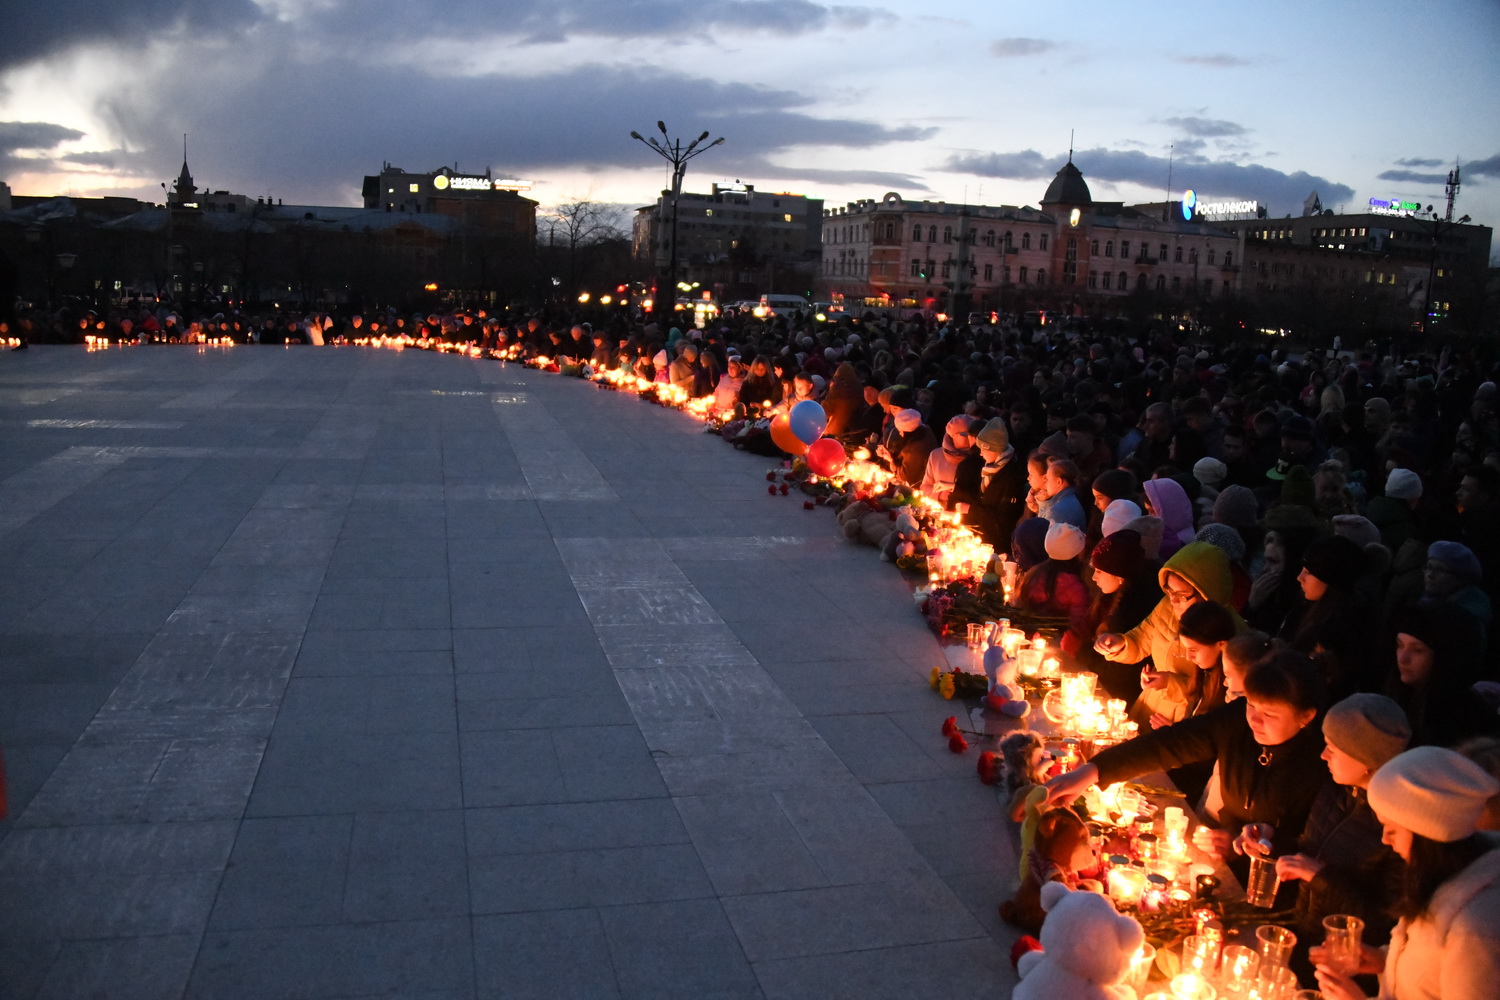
[630,122,724,313]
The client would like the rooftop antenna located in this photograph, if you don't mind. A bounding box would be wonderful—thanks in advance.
[1445,159,1461,222]
[1164,144,1174,222]
[1068,130,1074,163]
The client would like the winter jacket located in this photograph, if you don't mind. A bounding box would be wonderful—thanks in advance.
[1017,564,1091,654]
[1144,477,1197,559]
[1037,486,1088,531]
[737,373,783,409]
[821,364,865,440]
[919,432,975,504]
[1104,541,1243,724]
[1091,700,1331,854]
[713,373,745,412]
[950,450,1027,555]
[892,425,938,488]
[1290,785,1402,946]
[1379,841,1500,1000]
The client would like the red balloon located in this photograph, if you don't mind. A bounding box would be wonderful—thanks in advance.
[769,414,809,455]
[805,437,847,477]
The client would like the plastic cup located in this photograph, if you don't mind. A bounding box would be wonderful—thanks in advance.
[1246,855,1281,908]
[1256,924,1296,967]
[1219,944,1260,993]
[1255,964,1298,1000]
[1321,914,1364,975]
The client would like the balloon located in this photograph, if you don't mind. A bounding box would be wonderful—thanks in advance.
[769,413,809,455]
[805,437,847,477]
[788,400,828,445]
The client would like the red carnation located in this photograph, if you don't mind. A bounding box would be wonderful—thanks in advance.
[977,751,1000,785]
[802,501,814,510]
[941,716,958,737]
[779,483,789,495]
[766,472,776,481]
[947,731,969,754]
[767,485,777,496]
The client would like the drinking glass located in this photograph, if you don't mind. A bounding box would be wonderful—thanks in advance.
[1321,914,1364,976]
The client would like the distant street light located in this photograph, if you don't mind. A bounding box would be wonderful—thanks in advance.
[629,123,724,313]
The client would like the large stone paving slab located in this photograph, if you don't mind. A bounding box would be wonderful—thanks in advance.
[0,346,1020,999]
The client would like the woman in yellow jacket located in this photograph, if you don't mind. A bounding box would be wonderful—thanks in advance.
[1093,540,1241,727]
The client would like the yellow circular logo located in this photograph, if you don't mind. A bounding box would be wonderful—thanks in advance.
[433,175,449,190]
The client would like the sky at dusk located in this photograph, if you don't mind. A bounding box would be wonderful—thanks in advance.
[3,0,1499,253]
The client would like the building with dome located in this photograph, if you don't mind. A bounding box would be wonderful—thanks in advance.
[818,158,1247,316]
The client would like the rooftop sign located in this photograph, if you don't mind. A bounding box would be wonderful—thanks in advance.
[1368,197,1419,217]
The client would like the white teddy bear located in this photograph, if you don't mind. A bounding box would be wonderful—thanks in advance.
[1012,881,1144,1000]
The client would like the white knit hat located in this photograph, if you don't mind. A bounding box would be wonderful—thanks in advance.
[1101,499,1142,538]
[1044,521,1086,561]
[1385,468,1423,501]
[1193,457,1227,488]
[1368,746,1500,842]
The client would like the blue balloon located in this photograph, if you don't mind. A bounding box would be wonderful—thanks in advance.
[788,400,827,444]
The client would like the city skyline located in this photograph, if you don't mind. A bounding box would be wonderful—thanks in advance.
[2,0,1498,254]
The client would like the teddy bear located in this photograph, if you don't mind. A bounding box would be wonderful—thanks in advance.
[998,731,1048,821]
[1012,882,1143,1000]
[1001,802,1097,935]
[981,639,1031,717]
[836,499,899,549]
[881,510,924,562]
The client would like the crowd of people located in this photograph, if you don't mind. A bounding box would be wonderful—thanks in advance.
[11,298,1500,996]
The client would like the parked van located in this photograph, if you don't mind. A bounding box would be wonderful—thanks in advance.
[756,294,810,317]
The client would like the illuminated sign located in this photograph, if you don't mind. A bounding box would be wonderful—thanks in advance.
[1368,197,1419,217]
[1198,199,1258,218]
[494,179,532,191]
[1181,189,1196,221]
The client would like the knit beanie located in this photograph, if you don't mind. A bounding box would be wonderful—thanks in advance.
[1213,484,1259,528]
[1264,502,1319,530]
[1044,521,1086,561]
[976,417,1010,453]
[1385,468,1423,501]
[1193,457,1227,489]
[1279,464,1316,510]
[946,414,976,438]
[1368,746,1500,842]
[1124,515,1165,561]
[1301,535,1368,588]
[1013,517,1050,570]
[894,409,922,433]
[1091,529,1146,579]
[1331,514,1381,550]
[1102,499,1142,538]
[1427,540,1483,585]
[1195,523,1246,563]
[1092,469,1138,504]
[1323,694,1411,770]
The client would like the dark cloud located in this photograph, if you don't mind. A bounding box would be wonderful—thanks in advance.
[989,37,1057,58]
[0,121,86,151]
[1173,54,1252,68]
[730,157,929,191]
[940,145,1355,216]
[95,57,930,205]
[1395,157,1444,168]
[1162,117,1249,139]
[303,0,884,45]
[59,150,121,167]
[1464,153,1500,178]
[1377,168,1445,184]
[0,0,262,70]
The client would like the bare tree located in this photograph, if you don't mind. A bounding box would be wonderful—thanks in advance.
[537,195,631,298]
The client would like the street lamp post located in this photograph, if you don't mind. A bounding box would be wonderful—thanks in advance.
[629,122,724,315]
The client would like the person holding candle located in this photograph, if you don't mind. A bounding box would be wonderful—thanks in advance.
[919,415,979,506]
[736,356,783,412]
[948,416,1027,555]
[1015,521,1091,653]
[1042,650,1332,864]
[1312,746,1500,1000]
[1081,528,1162,703]
[884,408,937,488]
[1093,540,1243,727]
[1264,693,1411,983]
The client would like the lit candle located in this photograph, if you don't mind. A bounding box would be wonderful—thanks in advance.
[1169,972,1217,1000]
[1107,867,1147,909]
[1219,944,1259,993]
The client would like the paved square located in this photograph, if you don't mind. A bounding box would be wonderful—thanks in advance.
[0,346,1020,999]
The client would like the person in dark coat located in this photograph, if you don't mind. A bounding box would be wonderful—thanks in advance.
[949,416,1027,555]
[1044,650,1333,867]
[821,362,865,442]
[1276,694,1410,982]
[737,356,782,411]
[884,408,937,488]
[1079,529,1161,702]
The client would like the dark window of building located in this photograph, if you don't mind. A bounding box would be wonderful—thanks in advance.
[1036,268,1046,285]
[983,263,994,280]
[943,226,953,243]
[1105,240,1114,257]
[1040,233,1049,251]
[1018,266,1028,284]
[1174,245,1183,263]
[1022,233,1031,250]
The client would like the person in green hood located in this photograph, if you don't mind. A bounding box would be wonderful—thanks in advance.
[1094,540,1244,727]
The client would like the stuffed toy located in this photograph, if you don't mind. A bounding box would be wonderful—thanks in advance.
[998,732,1048,821]
[981,639,1031,717]
[836,500,899,549]
[1001,805,1096,935]
[1012,882,1143,1000]
[881,510,924,562]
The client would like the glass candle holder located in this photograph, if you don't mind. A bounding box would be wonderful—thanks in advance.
[1181,935,1220,977]
[1255,925,1296,968]
[1170,972,1218,1000]
[1124,942,1156,997]
[1219,944,1260,993]
[1107,867,1148,909]
[1321,914,1364,976]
